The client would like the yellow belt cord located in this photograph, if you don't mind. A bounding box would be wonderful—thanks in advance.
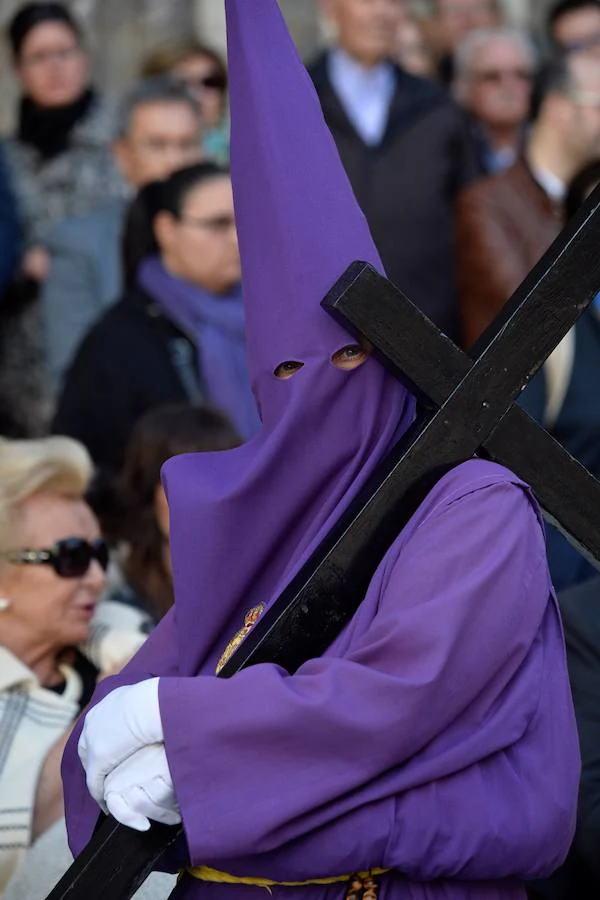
[186,865,390,888]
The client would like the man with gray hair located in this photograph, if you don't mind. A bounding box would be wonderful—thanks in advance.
[457,52,600,348]
[453,27,536,173]
[42,76,203,389]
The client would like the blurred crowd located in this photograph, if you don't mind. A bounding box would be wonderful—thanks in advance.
[1,0,600,897]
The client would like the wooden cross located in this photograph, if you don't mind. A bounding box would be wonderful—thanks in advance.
[47,185,600,900]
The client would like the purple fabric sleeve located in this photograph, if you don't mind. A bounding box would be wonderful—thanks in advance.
[159,481,578,880]
[62,608,181,857]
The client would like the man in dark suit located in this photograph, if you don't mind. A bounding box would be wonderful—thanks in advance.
[309,0,481,341]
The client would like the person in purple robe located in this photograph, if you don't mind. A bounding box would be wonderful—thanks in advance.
[62,0,580,898]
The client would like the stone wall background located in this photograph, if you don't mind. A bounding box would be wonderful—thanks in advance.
[0,0,554,131]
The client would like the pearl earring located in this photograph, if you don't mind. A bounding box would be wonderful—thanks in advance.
[0,597,11,612]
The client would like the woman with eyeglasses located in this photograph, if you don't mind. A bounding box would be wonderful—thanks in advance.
[0,435,108,892]
[0,2,124,439]
[4,2,122,262]
[141,39,230,165]
[52,162,259,498]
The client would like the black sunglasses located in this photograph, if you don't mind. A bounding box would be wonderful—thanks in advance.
[180,73,228,92]
[4,538,109,579]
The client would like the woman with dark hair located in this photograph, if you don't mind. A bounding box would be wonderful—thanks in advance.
[52,162,258,486]
[87,403,240,674]
[0,2,123,437]
[5,1,122,263]
[141,38,230,164]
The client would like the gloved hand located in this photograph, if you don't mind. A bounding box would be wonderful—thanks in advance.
[104,743,181,832]
[78,678,163,808]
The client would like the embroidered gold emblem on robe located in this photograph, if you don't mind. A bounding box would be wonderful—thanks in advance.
[216,603,266,674]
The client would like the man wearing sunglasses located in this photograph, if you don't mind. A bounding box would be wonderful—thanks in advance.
[453,27,536,175]
[457,52,600,350]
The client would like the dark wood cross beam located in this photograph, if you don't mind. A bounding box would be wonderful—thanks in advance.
[48,185,600,900]
[325,265,600,565]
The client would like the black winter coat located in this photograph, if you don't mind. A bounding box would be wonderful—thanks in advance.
[308,55,481,341]
[52,286,203,478]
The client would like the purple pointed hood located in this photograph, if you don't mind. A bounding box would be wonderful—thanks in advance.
[162,0,414,675]
[227,0,383,424]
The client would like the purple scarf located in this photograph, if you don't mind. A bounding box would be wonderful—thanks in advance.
[138,256,259,440]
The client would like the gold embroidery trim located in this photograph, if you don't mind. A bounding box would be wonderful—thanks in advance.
[216,603,266,674]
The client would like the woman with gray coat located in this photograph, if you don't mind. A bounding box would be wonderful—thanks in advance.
[0,2,124,436]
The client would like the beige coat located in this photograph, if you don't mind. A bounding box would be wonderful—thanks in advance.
[0,648,82,891]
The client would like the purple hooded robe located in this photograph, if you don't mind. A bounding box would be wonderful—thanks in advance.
[62,0,580,897]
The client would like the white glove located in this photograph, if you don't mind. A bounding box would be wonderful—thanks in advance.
[78,678,163,808]
[104,743,181,832]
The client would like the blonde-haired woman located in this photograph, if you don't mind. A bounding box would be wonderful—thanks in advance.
[0,436,107,891]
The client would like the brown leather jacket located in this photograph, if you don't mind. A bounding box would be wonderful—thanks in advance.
[456,160,563,348]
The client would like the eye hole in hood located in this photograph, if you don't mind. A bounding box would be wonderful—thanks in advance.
[273,345,370,380]
[274,360,305,379]
[331,344,369,371]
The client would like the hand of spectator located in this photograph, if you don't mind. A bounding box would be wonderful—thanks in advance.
[22,245,51,282]
[78,678,163,808]
[104,743,181,831]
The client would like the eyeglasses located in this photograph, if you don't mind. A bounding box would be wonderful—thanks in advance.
[180,214,236,234]
[4,538,109,579]
[134,138,202,158]
[178,73,228,93]
[472,68,533,85]
[562,32,600,55]
[20,45,82,69]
